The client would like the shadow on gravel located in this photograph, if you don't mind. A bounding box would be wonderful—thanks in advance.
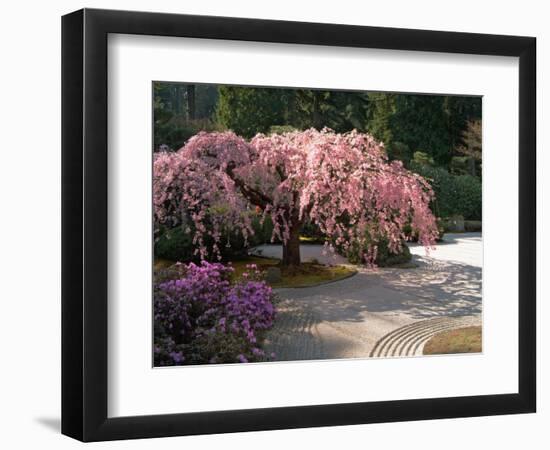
[275,257,481,322]
[369,257,482,319]
[265,255,482,361]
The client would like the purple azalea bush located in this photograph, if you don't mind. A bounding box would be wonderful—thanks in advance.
[154,261,276,366]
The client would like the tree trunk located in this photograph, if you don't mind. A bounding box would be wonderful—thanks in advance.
[312,92,322,129]
[282,227,301,266]
[468,156,476,177]
[187,85,196,120]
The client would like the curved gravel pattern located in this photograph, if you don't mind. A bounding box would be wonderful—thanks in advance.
[369,315,482,358]
[263,299,325,362]
[262,233,482,362]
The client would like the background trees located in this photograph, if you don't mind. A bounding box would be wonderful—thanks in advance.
[153,83,220,150]
[214,86,371,138]
[216,86,287,137]
[454,119,482,177]
[153,82,481,170]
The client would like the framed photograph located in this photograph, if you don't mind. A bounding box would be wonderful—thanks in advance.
[62,8,536,442]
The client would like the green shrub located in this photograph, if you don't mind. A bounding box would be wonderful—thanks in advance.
[155,226,197,263]
[154,118,220,151]
[216,215,274,258]
[403,218,445,242]
[435,218,446,241]
[452,175,482,220]
[249,215,275,246]
[449,156,470,176]
[387,141,412,164]
[154,121,196,151]
[464,220,482,232]
[410,163,455,218]
[269,125,298,135]
[411,163,481,221]
[346,238,412,267]
[375,240,412,267]
[411,151,435,167]
[155,215,275,263]
[442,215,465,232]
[299,221,325,243]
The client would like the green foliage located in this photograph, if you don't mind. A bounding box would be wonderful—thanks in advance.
[154,118,212,151]
[155,226,197,263]
[446,97,482,151]
[449,156,471,175]
[216,87,371,137]
[454,119,482,177]
[153,82,220,149]
[153,82,483,228]
[452,175,482,220]
[269,125,298,134]
[365,93,395,145]
[346,238,412,267]
[386,141,412,164]
[392,95,451,165]
[366,93,482,166]
[367,94,451,162]
[290,90,370,132]
[464,220,482,232]
[216,86,287,138]
[154,82,218,118]
[194,84,220,118]
[441,215,465,233]
[411,163,481,220]
[155,82,482,178]
[375,240,412,267]
[248,215,275,247]
[154,82,187,116]
[155,216,275,263]
[403,218,445,242]
[410,163,453,218]
[299,221,324,241]
[412,151,435,167]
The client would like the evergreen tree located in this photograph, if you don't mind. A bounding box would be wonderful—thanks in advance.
[216,86,287,137]
[365,93,481,166]
[446,96,482,152]
[194,85,219,119]
[365,93,395,146]
[455,119,482,177]
[391,95,451,165]
[217,87,370,137]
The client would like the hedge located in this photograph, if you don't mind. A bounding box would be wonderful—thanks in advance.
[411,162,481,220]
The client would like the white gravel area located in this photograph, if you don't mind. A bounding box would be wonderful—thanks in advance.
[263,233,483,361]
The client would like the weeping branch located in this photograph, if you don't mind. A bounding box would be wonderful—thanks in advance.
[226,162,273,209]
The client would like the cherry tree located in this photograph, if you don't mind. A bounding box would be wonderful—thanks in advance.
[154,128,438,266]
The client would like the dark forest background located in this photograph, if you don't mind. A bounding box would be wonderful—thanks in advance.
[153,82,482,222]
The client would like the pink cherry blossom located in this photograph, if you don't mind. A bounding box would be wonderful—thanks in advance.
[154,129,438,265]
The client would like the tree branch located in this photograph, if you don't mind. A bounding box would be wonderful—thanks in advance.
[226,162,273,208]
[275,165,287,182]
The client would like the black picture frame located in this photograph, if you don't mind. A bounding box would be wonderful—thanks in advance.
[62,8,536,442]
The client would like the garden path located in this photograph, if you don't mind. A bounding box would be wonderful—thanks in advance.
[258,233,482,361]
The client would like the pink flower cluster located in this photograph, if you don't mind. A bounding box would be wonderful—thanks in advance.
[154,129,438,264]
